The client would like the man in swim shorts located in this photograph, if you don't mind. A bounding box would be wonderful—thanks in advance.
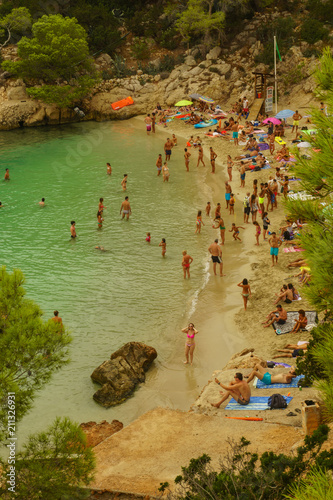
[231,120,239,146]
[120,196,131,220]
[239,163,246,188]
[262,304,287,328]
[292,110,302,134]
[211,372,251,408]
[182,250,193,279]
[70,221,76,238]
[145,114,152,135]
[268,232,282,266]
[164,138,173,161]
[225,181,232,209]
[246,363,297,385]
[243,192,251,223]
[208,239,225,277]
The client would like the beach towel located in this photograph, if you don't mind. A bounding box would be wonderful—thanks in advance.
[253,129,266,134]
[275,137,286,145]
[273,310,318,335]
[283,247,304,252]
[254,375,304,389]
[267,362,291,368]
[258,143,270,151]
[225,396,293,410]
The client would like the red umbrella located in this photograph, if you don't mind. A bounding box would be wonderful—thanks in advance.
[263,117,281,125]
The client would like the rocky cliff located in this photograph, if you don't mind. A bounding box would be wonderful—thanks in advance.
[0,10,324,130]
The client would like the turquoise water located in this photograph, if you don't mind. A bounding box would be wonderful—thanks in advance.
[0,119,215,438]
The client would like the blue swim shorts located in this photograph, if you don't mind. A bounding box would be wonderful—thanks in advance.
[262,372,271,385]
[225,193,231,200]
[270,247,279,256]
[233,131,239,138]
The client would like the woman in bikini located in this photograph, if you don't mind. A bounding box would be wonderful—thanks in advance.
[195,210,204,234]
[253,221,261,245]
[258,184,266,218]
[237,279,252,311]
[181,323,198,365]
[249,194,258,222]
[159,238,166,257]
[162,162,170,182]
[212,215,226,245]
[121,174,128,191]
[227,155,234,181]
[97,210,104,228]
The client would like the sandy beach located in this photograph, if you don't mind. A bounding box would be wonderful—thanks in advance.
[146,103,314,377]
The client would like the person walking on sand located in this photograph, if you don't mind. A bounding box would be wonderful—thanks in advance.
[239,163,246,188]
[292,110,302,134]
[184,148,191,171]
[253,221,261,245]
[227,155,234,181]
[106,162,112,175]
[206,201,211,216]
[237,279,252,310]
[162,162,170,182]
[159,238,166,257]
[232,120,239,146]
[210,147,217,173]
[181,323,198,365]
[151,112,156,133]
[172,133,177,146]
[4,168,9,180]
[120,196,131,220]
[243,192,251,224]
[229,193,235,215]
[211,372,251,408]
[197,144,205,167]
[145,114,152,135]
[230,223,244,242]
[70,221,76,238]
[215,202,221,219]
[208,239,225,276]
[195,210,204,234]
[225,181,232,209]
[121,174,128,191]
[156,154,163,176]
[164,138,173,161]
[269,232,282,266]
[262,212,270,240]
[182,250,193,279]
[212,215,226,245]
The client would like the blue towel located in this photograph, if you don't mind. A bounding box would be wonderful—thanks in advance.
[225,396,293,410]
[256,375,304,389]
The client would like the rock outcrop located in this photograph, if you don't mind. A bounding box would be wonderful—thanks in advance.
[91,342,157,407]
[80,419,123,447]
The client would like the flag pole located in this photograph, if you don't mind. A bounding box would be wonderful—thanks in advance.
[274,35,278,114]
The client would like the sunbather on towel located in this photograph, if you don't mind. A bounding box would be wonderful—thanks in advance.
[245,363,297,385]
[211,372,251,408]
[273,346,308,359]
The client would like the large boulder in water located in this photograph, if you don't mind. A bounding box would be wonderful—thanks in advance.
[91,342,157,407]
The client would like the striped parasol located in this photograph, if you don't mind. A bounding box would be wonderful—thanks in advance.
[198,95,215,103]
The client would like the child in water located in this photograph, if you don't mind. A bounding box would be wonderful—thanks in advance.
[97,210,104,228]
[159,238,166,257]
[205,202,211,216]
[146,232,151,243]
[229,223,244,241]
[253,221,261,245]
[195,210,204,234]
[237,278,252,311]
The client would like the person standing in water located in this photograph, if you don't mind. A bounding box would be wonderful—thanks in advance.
[145,114,152,135]
[156,154,163,176]
[162,162,170,182]
[195,210,204,234]
[184,148,191,172]
[206,201,211,216]
[182,250,193,279]
[208,239,225,276]
[39,198,45,206]
[70,221,77,238]
[151,112,156,133]
[120,196,131,220]
[4,168,9,180]
[159,238,166,257]
[121,174,128,191]
[164,138,173,161]
[212,215,226,245]
[97,210,103,228]
[210,147,217,173]
[106,162,112,175]
[181,323,198,365]
[197,144,205,167]
[237,279,252,310]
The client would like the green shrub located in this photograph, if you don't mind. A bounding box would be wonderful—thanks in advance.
[282,62,307,86]
[101,69,113,80]
[131,37,150,61]
[306,0,333,24]
[254,45,274,68]
[159,27,180,50]
[300,18,329,44]
[303,47,321,58]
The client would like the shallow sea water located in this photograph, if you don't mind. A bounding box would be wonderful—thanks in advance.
[0,119,219,440]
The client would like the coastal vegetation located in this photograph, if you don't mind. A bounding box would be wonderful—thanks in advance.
[0,268,95,497]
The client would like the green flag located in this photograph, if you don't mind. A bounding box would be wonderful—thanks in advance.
[276,40,282,61]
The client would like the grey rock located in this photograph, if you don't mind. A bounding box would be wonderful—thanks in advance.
[184,55,197,66]
[206,46,222,60]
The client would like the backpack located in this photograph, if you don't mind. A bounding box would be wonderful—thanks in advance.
[268,394,288,409]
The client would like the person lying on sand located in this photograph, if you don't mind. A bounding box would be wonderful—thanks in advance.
[273,346,307,359]
[245,363,297,385]
[262,304,287,328]
[287,258,307,268]
[211,372,251,408]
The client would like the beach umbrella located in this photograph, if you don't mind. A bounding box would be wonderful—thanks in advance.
[275,109,295,119]
[189,93,202,100]
[175,100,193,106]
[262,117,281,125]
[297,141,312,148]
[198,95,215,103]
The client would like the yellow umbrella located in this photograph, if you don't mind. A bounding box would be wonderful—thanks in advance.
[175,100,193,106]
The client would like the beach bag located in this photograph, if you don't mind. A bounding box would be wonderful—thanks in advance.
[268,394,288,409]
[267,361,275,368]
